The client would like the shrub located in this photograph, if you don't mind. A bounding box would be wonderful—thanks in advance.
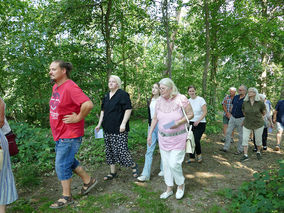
[220,160,284,213]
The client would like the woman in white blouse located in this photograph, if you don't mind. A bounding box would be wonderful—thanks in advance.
[187,85,207,163]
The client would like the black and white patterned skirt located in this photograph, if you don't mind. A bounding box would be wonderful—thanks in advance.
[104,132,135,167]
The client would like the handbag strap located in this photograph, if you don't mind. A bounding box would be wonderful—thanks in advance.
[179,99,192,132]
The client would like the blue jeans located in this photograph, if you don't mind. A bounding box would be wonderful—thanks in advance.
[141,126,163,178]
[55,137,82,181]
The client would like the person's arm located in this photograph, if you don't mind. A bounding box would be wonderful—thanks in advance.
[120,109,132,132]
[194,104,207,126]
[147,114,158,146]
[63,100,94,123]
[0,99,4,128]
[273,110,278,124]
[171,103,194,129]
[95,111,104,132]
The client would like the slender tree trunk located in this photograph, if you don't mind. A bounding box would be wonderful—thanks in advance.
[101,0,113,77]
[202,0,210,98]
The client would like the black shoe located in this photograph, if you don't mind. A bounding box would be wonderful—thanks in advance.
[221,138,225,143]
[256,152,262,160]
[240,155,249,162]
[263,146,267,150]
[219,148,227,152]
[253,148,257,152]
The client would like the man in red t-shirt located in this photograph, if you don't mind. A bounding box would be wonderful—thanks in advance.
[49,60,97,209]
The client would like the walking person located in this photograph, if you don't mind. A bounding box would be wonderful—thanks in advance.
[49,60,97,209]
[221,87,236,143]
[220,85,247,154]
[0,97,17,213]
[240,88,266,162]
[95,75,139,180]
[137,83,163,182]
[187,85,207,163]
[147,78,194,200]
[273,99,284,151]
[252,94,273,151]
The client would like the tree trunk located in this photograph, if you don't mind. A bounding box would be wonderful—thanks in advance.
[202,0,210,99]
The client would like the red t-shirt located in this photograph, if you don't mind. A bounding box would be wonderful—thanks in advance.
[49,80,90,141]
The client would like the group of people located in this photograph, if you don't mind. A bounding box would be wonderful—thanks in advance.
[0,60,283,210]
[220,85,283,162]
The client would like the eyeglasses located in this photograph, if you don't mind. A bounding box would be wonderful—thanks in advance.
[159,87,167,91]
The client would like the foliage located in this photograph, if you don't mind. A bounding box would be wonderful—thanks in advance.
[216,160,284,213]
[9,121,55,173]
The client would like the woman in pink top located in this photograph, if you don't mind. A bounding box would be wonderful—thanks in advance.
[147,78,193,200]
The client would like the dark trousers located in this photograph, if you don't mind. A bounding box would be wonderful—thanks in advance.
[189,122,206,158]
[253,127,267,149]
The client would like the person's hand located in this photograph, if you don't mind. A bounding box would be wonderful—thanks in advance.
[0,120,4,128]
[273,118,276,124]
[63,112,80,123]
[120,123,126,132]
[270,123,274,129]
[95,125,101,132]
[147,134,152,146]
[193,121,200,126]
[226,112,231,119]
[170,120,181,129]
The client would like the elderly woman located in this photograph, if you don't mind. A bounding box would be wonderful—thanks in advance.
[137,83,163,182]
[147,78,193,200]
[95,75,138,180]
[0,97,17,213]
[240,88,266,162]
[187,85,207,163]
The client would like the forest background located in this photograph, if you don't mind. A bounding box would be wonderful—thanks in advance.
[0,0,283,128]
[0,0,283,212]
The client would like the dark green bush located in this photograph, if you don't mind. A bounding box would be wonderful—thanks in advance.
[222,160,284,213]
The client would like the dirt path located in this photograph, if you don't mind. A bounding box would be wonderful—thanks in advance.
[13,131,282,212]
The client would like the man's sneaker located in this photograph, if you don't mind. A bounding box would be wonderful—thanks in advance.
[263,146,267,151]
[137,176,150,182]
[274,145,280,151]
[253,148,257,152]
[256,152,262,160]
[158,171,164,177]
[240,155,249,162]
[219,148,228,152]
[234,151,242,155]
[221,138,225,143]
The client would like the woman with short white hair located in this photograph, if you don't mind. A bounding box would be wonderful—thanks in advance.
[95,75,139,180]
[147,78,194,200]
[240,88,266,162]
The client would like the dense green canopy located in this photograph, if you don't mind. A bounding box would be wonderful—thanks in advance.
[1,0,283,127]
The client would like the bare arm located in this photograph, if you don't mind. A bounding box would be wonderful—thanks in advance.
[120,109,132,132]
[0,99,5,128]
[63,100,94,123]
[147,114,158,146]
[95,111,104,132]
[171,103,194,129]
[273,110,278,124]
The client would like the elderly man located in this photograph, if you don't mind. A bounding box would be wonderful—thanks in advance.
[220,85,247,154]
[49,60,97,209]
[221,87,236,143]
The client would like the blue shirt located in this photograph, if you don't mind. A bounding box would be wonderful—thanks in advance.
[275,100,284,125]
[231,95,245,118]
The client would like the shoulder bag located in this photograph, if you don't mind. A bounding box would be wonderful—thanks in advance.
[181,104,195,154]
[5,132,19,156]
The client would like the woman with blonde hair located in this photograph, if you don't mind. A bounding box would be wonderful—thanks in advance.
[137,83,163,182]
[147,78,194,200]
[240,88,266,162]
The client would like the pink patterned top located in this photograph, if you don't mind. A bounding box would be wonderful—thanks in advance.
[156,94,189,151]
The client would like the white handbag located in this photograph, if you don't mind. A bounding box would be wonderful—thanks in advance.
[181,104,195,154]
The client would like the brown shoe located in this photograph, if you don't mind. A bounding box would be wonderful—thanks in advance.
[274,145,280,151]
